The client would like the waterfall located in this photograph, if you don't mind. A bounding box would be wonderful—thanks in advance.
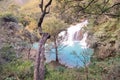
[59,20,88,47]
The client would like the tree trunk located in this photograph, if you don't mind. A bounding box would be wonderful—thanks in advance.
[34,33,50,80]
[85,65,89,80]
[33,0,52,80]
[28,48,31,59]
[54,37,59,62]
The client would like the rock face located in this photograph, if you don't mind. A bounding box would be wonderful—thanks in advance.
[73,30,83,41]
[87,18,120,60]
[88,37,117,59]
[29,49,37,60]
[97,44,116,59]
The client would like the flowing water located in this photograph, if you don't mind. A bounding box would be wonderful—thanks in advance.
[33,20,93,68]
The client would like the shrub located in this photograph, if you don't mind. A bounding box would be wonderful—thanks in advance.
[0,45,16,62]
[0,12,18,23]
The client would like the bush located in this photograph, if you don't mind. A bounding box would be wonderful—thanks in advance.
[0,44,33,80]
[0,12,18,24]
[0,45,16,62]
[0,59,33,80]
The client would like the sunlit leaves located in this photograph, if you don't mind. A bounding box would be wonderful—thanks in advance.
[42,16,68,39]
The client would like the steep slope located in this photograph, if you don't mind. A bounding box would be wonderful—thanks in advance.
[19,0,40,15]
[14,0,30,5]
[88,17,120,59]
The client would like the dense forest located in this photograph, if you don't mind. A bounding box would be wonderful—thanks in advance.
[0,0,120,80]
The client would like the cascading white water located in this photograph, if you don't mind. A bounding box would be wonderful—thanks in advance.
[79,32,88,48]
[59,20,88,47]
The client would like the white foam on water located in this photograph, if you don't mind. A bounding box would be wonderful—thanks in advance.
[59,20,88,47]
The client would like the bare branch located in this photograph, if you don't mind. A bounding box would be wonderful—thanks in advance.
[45,7,50,14]
[103,0,109,8]
[102,3,120,13]
[38,0,53,34]
[39,0,44,12]
[83,0,95,10]
[45,0,52,9]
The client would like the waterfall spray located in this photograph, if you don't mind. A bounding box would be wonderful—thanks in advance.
[59,20,88,47]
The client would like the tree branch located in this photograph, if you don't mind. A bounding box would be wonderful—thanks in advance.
[83,0,96,10]
[45,0,52,9]
[102,3,120,14]
[38,0,53,34]
[39,0,44,12]
[34,0,52,80]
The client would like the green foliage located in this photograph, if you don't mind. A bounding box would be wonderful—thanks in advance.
[0,59,33,80]
[19,16,29,27]
[92,18,120,42]
[45,66,78,80]
[0,45,16,62]
[55,0,120,23]
[43,16,68,39]
[0,45,33,80]
[4,77,16,80]
[88,55,120,80]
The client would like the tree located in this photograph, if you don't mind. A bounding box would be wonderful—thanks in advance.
[72,49,92,80]
[21,29,39,59]
[33,0,52,80]
[54,0,120,23]
[42,16,68,62]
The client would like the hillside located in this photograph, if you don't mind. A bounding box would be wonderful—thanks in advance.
[0,0,120,80]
